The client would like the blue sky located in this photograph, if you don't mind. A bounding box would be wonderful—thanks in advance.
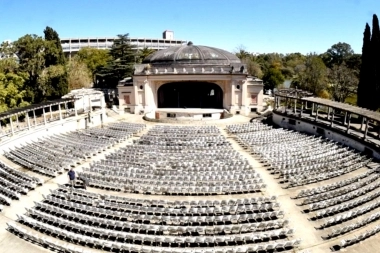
[0,0,379,54]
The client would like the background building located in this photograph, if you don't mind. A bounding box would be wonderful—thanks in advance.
[60,30,187,57]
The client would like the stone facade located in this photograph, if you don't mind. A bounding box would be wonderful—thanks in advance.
[117,44,263,116]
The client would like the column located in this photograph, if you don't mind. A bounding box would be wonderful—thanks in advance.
[33,110,37,126]
[241,81,247,113]
[59,103,62,120]
[43,107,47,125]
[364,118,369,140]
[10,117,14,136]
[346,113,351,133]
[231,82,236,106]
[360,116,365,131]
[49,105,53,120]
[293,98,297,113]
[311,103,314,116]
[327,107,331,120]
[144,80,149,111]
[64,103,68,118]
[330,108,334,127]
[74,101,78,116]
[315,104,319,121]
[26,113,31,130]
[299,101,304,117]
[343,111,348,125]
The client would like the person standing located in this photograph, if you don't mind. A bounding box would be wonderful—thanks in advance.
[68,168,76,188]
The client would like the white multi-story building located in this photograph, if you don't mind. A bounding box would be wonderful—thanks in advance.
[61,30,187,57]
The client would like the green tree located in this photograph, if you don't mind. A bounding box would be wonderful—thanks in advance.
[67,56,92,90]
[43,26,68,98]
[13,34,48,102]
[322,42,354,68]
[370,14,380,110]
[357,23,372,108]
[0,72,29,113]
[98,33,136,88]
[76,47,111,84]
[328,63,358,102]
[292,53,327,95]
[262,65,285,90]
[43,26,66,66]
[137,47,156,63]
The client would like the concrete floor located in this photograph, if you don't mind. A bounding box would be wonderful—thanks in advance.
[0,113,379,253]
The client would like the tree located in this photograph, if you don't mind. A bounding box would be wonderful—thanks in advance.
[43,26,66,66]
[13,34,48,102]
[262,65,285,90]
[328,63,358,102]
[322,42,354,68]
[357,23,372,108]
[137,47,156,63]
[67,56,92,90]
[76,47,111,84]
[235,45,250,60]
[98,33,136,88]
[43,26,68,98]
[292,53,327,95]
[370,14,380,110]
[0,72,29,113]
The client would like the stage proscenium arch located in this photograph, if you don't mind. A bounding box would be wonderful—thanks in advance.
[157,82,223,109]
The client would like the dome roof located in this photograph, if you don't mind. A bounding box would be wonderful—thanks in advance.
[142,42,241,65]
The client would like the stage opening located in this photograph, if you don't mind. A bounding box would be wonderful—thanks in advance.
[157,82,223,109]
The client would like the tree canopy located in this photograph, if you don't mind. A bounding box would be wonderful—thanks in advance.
[357,14,380,110]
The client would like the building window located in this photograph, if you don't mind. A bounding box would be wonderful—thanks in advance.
[250,94,258,105]
[124,95,130,105]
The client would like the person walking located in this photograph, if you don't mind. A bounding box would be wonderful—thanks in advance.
[68,168,76,188]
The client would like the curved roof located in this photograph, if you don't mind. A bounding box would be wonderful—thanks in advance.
[142,42,241,65]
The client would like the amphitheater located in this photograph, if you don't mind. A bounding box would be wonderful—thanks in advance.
[1,89,380,253]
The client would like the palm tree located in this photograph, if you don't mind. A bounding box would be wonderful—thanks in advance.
[137,47,156,63]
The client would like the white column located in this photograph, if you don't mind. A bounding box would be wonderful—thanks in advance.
[26,113,31,130]
[33,110,37,126]
[231,81,236,106]
[10,117,14,135]
[144,80,149,111]
[43,107,47,125]
[315,104,319,121]
[241,81,247,106]
[330,108,334,127]
[364,118,369,140]
[346,113,351,133]
[59,103,62,120]
[49,105,53,120]
[74,101,78,116]
[327,107,331,120]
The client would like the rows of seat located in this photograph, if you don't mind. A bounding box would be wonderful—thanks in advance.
[330,225,380,251]
[56,184,276,208]
[8,221,300,253]
[226,121,380,245]
[227,122,371,188]
[13,183,299,252]
[4,122,146,177]
[7,222,92,253]
[80,125,266,195]
[0,161,42,207]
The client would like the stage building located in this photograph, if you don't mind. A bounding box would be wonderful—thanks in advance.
[118,42,263,119]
